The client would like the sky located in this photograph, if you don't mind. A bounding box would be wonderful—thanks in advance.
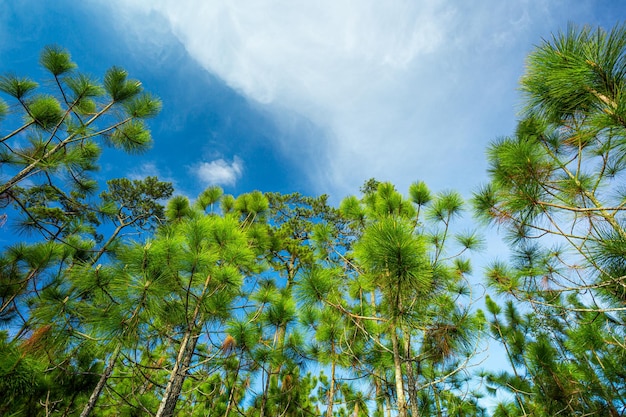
[2,0,624,204]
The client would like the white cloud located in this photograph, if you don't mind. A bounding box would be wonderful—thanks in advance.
[126,162,185,194]
[108,0,595,198]
[192,156,244,187]
[127,162,163,181]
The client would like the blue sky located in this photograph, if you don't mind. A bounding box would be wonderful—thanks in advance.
[2,1,624,203]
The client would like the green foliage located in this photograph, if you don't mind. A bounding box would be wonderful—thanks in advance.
[0,45,161,201]
[107,119,153,153]
[332,180,486,417]
[65,73,105,102]
[103,66,142,102]
[123,92,162,118]
[165,195,192,221]
[477,23,626,416]
[100,176,173,229]
[522,23,626,125]
[409,180,432,206]
[0,75,38,99]
[39,45,76,76]
[0,47,173,416]
[354,216,432,315]
[26,94,64,129]
[195,185,223,212]
[0,97,7,121]
[0,331,43,412]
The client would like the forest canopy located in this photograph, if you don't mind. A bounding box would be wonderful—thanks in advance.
[1,24,625,417]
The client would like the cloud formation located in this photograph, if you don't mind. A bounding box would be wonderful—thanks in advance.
[109,0,597,197]
[192,156,244,187]
[127,162,166,181]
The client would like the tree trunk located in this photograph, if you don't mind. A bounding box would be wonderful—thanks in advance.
[223,359,241,417]
[391,324,408,417]
[261,263,294,417]
[325,350,336,417]
[352,400,359,417]
[403,330,421,417]
[374,375,384,417]
[370,290,385,417]
[259,365,272,417]
[433,384,443,417]
[79,344,121,417]
[74,219,133,417]
[155,329,199,417]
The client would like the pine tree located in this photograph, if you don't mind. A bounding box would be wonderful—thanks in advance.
[146,191,266,417]
[474,23,626,416]
[315,180,487,417]
[0,46,161,241]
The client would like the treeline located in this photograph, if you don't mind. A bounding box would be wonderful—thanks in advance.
[0,24,625,417]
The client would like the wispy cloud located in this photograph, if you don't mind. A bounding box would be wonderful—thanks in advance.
[109,0,595,198]
[192,156,244,187]
[127,162,184,193]
[127,162,165,181]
